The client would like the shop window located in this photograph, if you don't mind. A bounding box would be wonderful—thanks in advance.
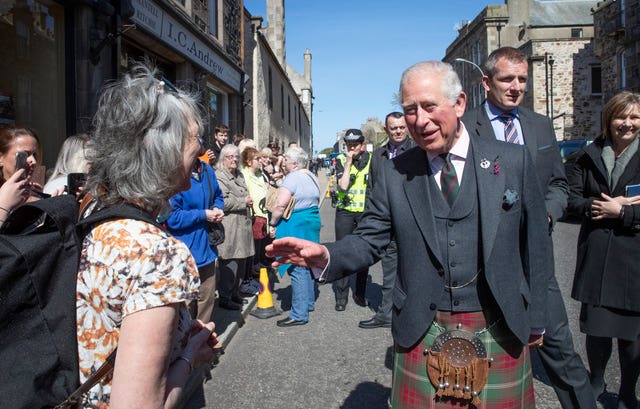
[172,0,192,16]
[0,0,66,168]
[207,86,228,144]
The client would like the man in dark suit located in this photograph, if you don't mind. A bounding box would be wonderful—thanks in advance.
[463,47,596,409]
[267,61,552,408]
[359,111,414,329]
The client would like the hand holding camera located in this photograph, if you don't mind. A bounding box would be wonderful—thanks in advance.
[67,173,87,197]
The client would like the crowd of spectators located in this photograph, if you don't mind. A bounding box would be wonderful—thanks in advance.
[1,62,318,408]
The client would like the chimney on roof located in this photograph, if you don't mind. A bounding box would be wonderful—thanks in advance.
[304,48,312,83]
[266,0,286,66]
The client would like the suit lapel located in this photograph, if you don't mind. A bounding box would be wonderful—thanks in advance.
[401,150,444,267]
[471,137,505,263]
[518,108,539,162]
[468,104,492,140]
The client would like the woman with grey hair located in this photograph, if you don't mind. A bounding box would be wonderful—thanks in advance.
[216,144,256,309]
[76,64,218,408]
[270,146,321,327]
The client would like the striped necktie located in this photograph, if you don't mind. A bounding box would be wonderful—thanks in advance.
[501,112,520,144]
[440,154,459,207]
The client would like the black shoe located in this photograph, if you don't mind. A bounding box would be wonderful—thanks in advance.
[231,296,248,305]
[219,299,242,310]
[352,294,367,307]
[590,378,606,401]
[276,317,307,327]
[359,316,392,329]
[335,299,347,311]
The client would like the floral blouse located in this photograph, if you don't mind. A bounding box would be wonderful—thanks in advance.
[76,218,200,408]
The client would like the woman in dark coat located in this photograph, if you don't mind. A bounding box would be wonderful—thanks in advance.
[567,91,640,409]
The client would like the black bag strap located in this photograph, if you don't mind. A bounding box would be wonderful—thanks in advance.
[58,200,162,407]
[54,349,117,409]
[203,163,214,209]
[78,201,162,232]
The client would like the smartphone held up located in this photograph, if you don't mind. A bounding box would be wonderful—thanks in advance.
[15,151,28,176]
[67,173,87,196]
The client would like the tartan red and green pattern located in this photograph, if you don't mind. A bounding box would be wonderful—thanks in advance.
[389,311,534,409]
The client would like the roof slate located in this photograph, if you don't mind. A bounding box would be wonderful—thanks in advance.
[529,0,594,26]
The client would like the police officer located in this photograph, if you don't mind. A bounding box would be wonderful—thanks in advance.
[359,112,414,328]
[332,129,371,311]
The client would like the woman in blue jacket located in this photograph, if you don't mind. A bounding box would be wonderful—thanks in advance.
[167,160,224,322]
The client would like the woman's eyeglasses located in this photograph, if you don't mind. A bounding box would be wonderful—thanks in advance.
[225,154,239,159]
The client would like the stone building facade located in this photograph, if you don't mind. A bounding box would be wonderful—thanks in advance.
[242,0,312,153]
[592,0,640,102]
[443,0,599,141]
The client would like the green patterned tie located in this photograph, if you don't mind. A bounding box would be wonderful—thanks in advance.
[440,154,459,206]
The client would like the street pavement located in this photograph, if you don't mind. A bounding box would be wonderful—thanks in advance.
[182,171,626,409]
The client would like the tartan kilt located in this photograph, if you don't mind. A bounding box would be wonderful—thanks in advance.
[390,311,534,409]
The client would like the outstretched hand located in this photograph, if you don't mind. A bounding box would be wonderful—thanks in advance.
[265,237,329,269]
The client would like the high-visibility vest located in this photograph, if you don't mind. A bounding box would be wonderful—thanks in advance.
[336,153,371,212]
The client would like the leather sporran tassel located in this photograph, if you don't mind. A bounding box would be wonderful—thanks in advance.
[426,329,492,407]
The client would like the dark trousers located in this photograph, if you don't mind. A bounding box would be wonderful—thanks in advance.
[218,257,252,301]
[374,238,397,323]
[534,275,597,409]
[332,208,368,302]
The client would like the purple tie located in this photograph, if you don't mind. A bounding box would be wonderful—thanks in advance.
[501,112,520,144]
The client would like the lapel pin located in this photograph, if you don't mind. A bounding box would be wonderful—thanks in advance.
[480,159,490,169]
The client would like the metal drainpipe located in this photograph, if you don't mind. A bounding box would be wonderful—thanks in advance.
[545,52,550,118]
[252,20,262,143]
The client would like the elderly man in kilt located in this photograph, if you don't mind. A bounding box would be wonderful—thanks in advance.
[266,61,552,408]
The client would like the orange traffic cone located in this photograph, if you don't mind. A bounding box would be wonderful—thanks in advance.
[249,267,280,319]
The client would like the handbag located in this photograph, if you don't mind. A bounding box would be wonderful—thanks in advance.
[281,196,296,220]
[252,215,268,239]
[208,222,225,246]
[263,185,278,213]
[204,166,225,246]
[261,184,295,221]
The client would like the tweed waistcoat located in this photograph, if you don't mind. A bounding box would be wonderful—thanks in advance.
[430,154,490,312]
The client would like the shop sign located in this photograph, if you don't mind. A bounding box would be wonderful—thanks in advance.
[131,0,242,91]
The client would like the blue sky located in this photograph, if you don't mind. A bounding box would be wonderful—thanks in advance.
[243,0,494,153]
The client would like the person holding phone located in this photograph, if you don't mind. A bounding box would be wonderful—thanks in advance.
[43,133,91,195]
[0,125,41,224]
[567,91,640,409]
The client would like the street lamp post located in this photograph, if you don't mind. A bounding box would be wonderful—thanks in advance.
[454,58,486,77]
[548,56,555,120]
[454,58,486,107]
